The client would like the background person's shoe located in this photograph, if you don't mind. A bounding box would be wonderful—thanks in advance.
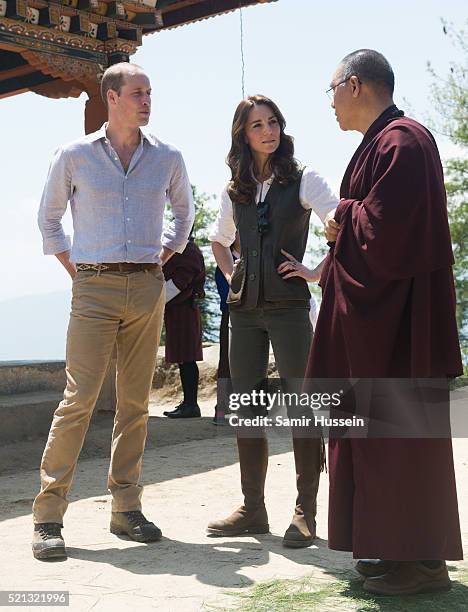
[110,511,162,542]
[363,561,451,595]
[212,415,226,425]
[32,523,67,560]
[167,404,201,418]
[212,406,226,425]
[163,402,185,417]
[356,559,397,578]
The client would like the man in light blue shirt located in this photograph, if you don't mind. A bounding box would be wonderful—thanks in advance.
[32,62,194,560]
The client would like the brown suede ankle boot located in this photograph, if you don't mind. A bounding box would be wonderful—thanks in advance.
[207,437,269,536]
[283,437,322,548]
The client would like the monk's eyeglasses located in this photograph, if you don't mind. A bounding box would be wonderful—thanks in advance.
[326,77,362,100]
[257,200,270,235]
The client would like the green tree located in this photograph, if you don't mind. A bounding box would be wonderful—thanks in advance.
[191,186,219,342]
[428,19,468,369]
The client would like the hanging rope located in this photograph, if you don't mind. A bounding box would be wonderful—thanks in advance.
[239,2,245,98]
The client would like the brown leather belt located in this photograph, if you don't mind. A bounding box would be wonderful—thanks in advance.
[76,263,160,273]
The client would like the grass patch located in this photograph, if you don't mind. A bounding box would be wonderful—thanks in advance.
[225,566,468,611]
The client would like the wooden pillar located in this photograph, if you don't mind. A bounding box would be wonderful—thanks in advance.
[84,88,107,135]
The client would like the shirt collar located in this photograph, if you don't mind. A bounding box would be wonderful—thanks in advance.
[262,174,274,186]
[87,122,154,146]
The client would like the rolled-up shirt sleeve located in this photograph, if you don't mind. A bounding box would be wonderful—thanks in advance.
[299,167,338,222]
[209,187,237,247]
[162,150,195,254]
[38,147,72,255]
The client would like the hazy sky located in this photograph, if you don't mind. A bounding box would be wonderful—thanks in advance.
[1,0,466,304]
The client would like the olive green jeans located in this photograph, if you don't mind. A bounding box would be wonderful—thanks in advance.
[229,306,312,423]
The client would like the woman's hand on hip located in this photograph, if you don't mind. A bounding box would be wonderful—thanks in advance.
[277,249,317,281]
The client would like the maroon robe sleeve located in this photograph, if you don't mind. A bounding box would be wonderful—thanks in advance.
[163,241,206,306]
[334,122,454,281]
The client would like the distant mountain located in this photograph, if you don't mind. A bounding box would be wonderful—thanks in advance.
[0,292,70,361]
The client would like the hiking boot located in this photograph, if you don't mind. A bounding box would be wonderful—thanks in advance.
[110,511,162,542]
[32,523,67,560]
[207,505,269,536]
[167,404,201,418]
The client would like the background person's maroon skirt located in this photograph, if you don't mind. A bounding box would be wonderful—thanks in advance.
[164,300,203,364]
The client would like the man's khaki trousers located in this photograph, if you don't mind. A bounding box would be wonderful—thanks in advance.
[33,268,165,524]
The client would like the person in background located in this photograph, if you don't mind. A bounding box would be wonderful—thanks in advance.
[212,237,240,425]
[162,235,206,419]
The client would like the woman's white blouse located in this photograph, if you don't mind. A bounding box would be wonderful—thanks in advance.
[209,167,339,247]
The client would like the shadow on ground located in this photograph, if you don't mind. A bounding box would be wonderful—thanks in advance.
[62,534,352,589]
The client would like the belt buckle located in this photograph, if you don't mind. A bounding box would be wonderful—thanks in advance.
[96,263,110,275]
[76,263,109,274]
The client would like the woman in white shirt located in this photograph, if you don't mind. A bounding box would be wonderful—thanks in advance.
[208,95,337,547]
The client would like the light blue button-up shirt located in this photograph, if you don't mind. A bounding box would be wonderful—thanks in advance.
[38,124,195,264]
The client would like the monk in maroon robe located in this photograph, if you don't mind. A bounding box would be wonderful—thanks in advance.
[162,236,205,418]
[306,49,463,595]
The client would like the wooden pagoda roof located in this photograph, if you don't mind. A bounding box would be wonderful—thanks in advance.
[0,0,276,100]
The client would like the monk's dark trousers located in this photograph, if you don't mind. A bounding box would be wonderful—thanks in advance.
[218,310,231,379]
[329,437,463,560]
[216,310,232,414]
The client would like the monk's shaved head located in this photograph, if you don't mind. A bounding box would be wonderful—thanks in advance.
[100,62,146,106]
[340,49,394,96]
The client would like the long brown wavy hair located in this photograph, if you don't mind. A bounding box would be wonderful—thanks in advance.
[227,95,300,205]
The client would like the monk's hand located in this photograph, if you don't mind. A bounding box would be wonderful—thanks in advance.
[278,249,315,281]
[324,208,340,242]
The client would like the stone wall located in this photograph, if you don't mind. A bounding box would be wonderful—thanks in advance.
[0,362,66,395]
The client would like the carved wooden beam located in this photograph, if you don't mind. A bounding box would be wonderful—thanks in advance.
[31,77,84,97]
[21,48,102,84]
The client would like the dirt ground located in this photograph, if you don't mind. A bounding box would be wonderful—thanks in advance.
[0,390,466,611]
